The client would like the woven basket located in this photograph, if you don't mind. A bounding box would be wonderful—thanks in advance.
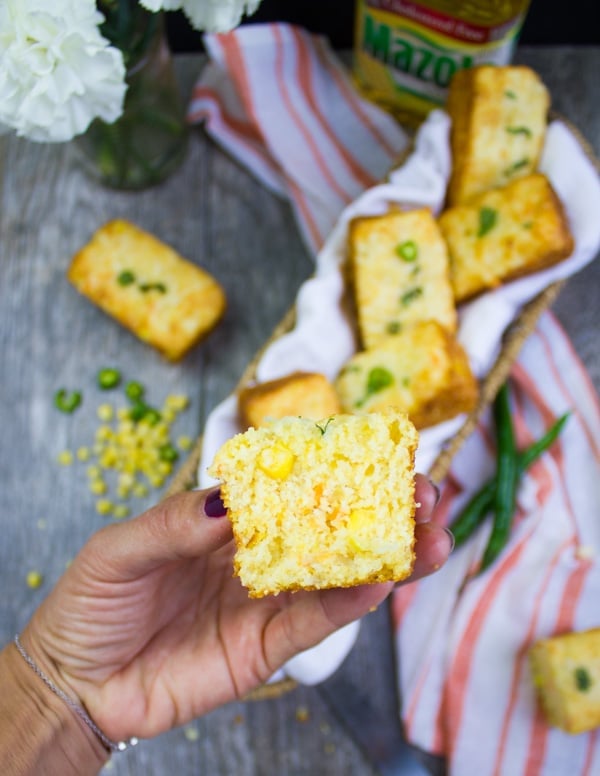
[165,117,599,701]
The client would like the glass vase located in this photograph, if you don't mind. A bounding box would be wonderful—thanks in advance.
[75,9,189,190]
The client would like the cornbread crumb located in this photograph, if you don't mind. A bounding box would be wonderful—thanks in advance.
[529,628,600,734]
[209,411,418,598]
[295,706,310,723]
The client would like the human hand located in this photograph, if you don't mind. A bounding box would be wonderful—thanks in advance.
[20,475,451,744]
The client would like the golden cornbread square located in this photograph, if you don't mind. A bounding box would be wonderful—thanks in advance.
[208,411,418,598]
[438,173,574,303]
[349,208,456,349]
[238,372,342,429]
[67,220,226,361]
[529,628,600,735]
[334,321,478,430]
[446,64,550,206]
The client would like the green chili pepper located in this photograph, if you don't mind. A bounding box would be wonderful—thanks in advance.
[125,381,145,402]
[574,667,592,692]
[450,412,570,547]
[117,270,136,286]
[54,389,82,414]
[396,240,418,262]
[97,367,121,390]
[478,207,498,237]
[139,282,167,293]
[159,443,179,463]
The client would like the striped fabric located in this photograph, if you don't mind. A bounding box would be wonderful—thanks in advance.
[189,23,600,774]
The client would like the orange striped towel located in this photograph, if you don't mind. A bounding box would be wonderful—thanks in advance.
[190,23,600,769]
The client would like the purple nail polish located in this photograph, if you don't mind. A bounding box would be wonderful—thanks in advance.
[204,488,226,518]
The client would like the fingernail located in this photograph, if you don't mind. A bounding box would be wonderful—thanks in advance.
[431,482,441,506]
[443,527,456,553]
[204,488,227,518]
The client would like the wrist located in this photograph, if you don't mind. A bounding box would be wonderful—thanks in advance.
[0,641,109,775]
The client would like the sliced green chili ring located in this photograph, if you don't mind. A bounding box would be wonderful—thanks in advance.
[117,270,136,286]
[97,367,121,390]
[129,401,150,422]
[504,90,517,100]
[386,321,402,335]
[125,381,145,402]
[139,282,167,294]
[478,207,498,237]
[144,408,162,426]
[366,366,394,396]
[504,157,530,177]
[574,667,592,692]
[506,126,532,137]
[54,389,82,414]
[400,287,423,306]
[396,240,419,262]
[159,443,179,463]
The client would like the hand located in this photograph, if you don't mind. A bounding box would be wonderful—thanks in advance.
[21,475,451,744]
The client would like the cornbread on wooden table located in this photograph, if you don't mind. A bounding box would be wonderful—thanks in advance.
[238,372,341,429]
[446,64,550,206]
[349,208,456,349]
[68,219,226,361]
[334,320,478,430]
[529,628,600,735]
[208,410,418,598]
[438,173,574,304]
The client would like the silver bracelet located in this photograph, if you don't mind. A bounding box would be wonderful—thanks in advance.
[13,634,139,753]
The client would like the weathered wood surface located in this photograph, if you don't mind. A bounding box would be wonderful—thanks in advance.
[0,47,598,776]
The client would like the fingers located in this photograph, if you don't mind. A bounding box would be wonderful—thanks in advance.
[414,474,440,523]
[398,522,454,586]
[84,488,233,579]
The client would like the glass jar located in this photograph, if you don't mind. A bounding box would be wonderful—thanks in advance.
[75,7,189,190]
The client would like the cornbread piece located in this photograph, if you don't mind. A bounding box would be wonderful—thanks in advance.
[529,628,600,734]
[439,173,574,303]
[349,209,456,349]
[68,220,226,361]
[446,64,550,206]
[238,372,342,429]
[208,411,418,598]
[334,321,478,429]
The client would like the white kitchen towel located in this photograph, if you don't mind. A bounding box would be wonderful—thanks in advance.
[188,22,600,769]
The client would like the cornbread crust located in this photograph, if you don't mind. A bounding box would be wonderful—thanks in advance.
[446,65,550,206]
[67,220,226,361]
[529,628,600,734]
[334,321,478,430]
[439,173,574,303]
[238,372,342,429]
[208,411,418,598]
[349,208,457,349]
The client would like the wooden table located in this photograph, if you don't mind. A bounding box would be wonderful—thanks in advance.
[0,46,598,776]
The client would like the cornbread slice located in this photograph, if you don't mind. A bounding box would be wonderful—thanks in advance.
[446,65,550,206]
[208,411,418,598]
[438,173,574,303]
[349,209,456,349]
[67,220,226,361]
[238,372,342,429]
[334,321,478,429]
[529,628,600,734]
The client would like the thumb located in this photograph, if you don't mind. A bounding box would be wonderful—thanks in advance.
[86,487,232,579]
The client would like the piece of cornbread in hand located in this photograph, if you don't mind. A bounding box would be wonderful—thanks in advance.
[446,64,550,206]
[529,628,600,735]
[208,411,418,598]
[438,173,574,303]
[67,220,226,361]
[335,321,478,430]
[238,372,342,429]
[349,208,456,349]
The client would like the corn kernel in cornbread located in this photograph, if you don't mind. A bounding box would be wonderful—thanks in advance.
[208,411,418,598]
[238,372,342,429]
[439,173,574,303]
[446,65,550,206]
[349,209,456,349]
[529,628,600,735]
[335,321,478,429]
[67,220,226,361]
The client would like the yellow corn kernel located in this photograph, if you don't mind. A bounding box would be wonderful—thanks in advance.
[257,443,295,480]
[112,504,130,520]
[99,448,118,468]
[95,425,113,442]
[132,483,149,498]
[117,407,130,421]
[86,465,101,478]
[165,394,189,411]
[89,479,107,495]
[347,508,376,551]
[157,461,172,476]
[56,450,74,466]
[161,409,176,423]
[177,435,193,451]
[76,447,90,461]
[26,570,44,589]
[96,499,113,515]
[97,404,114,422]
[148,475,165,488]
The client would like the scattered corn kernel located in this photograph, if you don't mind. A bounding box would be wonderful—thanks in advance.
[112,504,130,520]
[132,483,149,498]
[177,436,193,451]
[87,465,101,478]
[26,570,43,589]
[76,447,90,461]
[97,404,114,422]
[183,725,200,742]
[95,425,113,442]
[89,479,108,495]
[257,443,295,480]
[165,395,189,411]
[96,499,114,515]
[295,706,310,723]
[57,450,74,465]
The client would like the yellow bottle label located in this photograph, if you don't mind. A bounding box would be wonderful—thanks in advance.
[353,0,529,124]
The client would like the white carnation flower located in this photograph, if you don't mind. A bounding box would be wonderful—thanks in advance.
[0,0,126,142]
[139,0,262,33]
